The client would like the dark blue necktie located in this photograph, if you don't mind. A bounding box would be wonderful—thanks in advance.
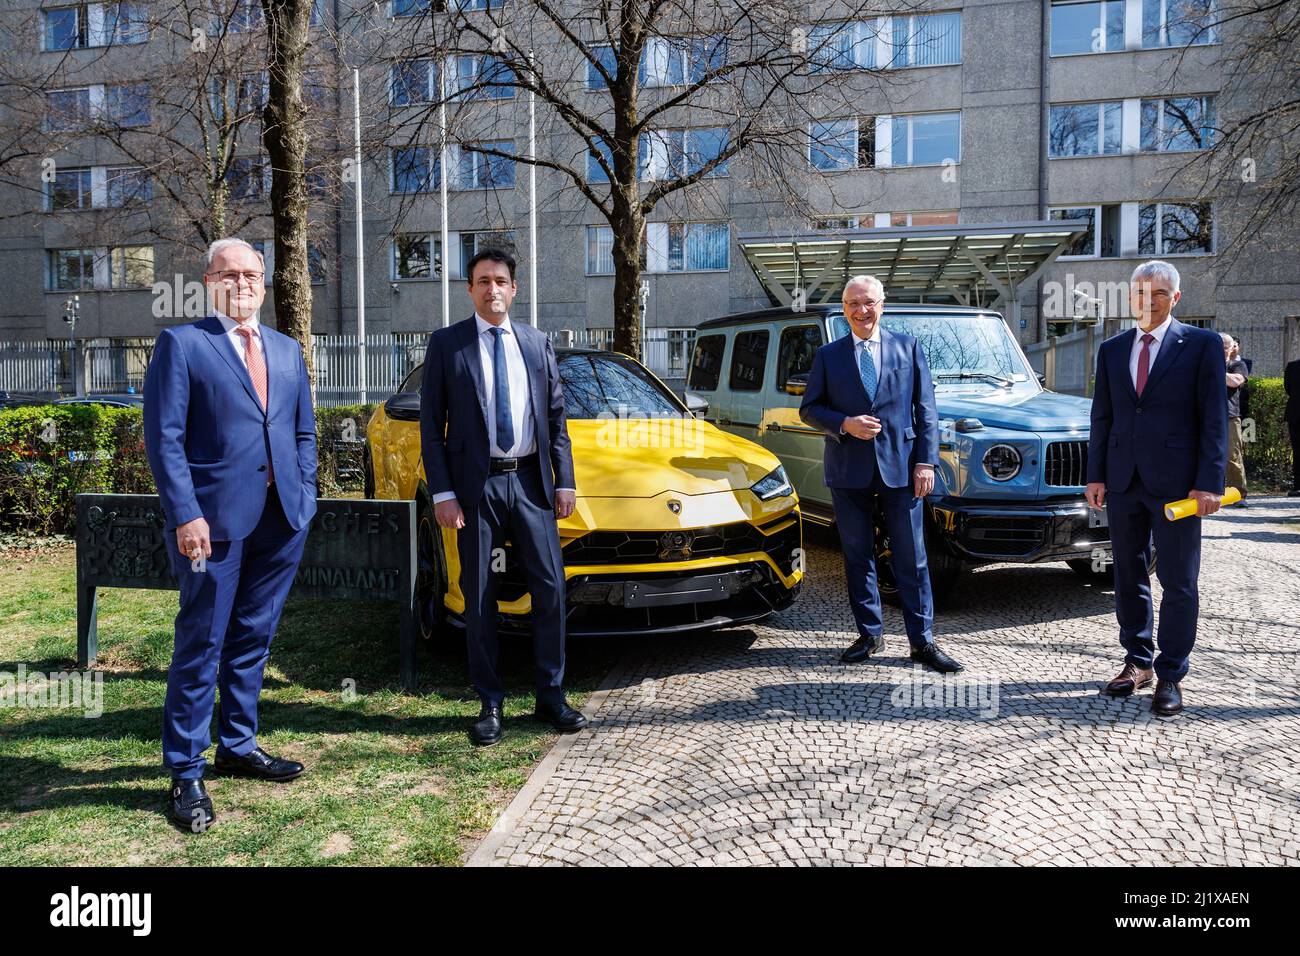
[859,340,877,401]
[489,327,514,453]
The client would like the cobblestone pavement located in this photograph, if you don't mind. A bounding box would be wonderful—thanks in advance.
[471,497,1300,866]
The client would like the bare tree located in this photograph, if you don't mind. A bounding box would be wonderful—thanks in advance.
[357,0,936,358]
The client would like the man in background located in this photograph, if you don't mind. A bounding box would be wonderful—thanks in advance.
[1222,333,1249,507]
[1286,356,1300,497]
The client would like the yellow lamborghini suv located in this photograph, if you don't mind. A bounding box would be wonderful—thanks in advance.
[364,346,803,640]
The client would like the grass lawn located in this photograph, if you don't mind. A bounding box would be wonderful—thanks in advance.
[0,540,622,866]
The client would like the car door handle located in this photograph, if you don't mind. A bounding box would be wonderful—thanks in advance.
[767,423,782,432]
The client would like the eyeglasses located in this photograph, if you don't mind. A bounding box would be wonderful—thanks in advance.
[845,298,883,309]
[208,270,265,286]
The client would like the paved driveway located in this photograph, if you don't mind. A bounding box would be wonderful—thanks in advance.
[471,497,1300,866]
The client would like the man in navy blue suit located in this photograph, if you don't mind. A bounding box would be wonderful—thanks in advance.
[419,249,582,746]
[1087,260,1227,717]
[800,275,962,674]
[144,238,318,831]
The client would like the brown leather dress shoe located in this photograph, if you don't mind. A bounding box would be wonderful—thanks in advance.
[1104,662,1155,697]
[1151,680,1184,716]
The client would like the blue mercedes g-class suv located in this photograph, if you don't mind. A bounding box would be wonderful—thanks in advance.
[684,304,1113,602]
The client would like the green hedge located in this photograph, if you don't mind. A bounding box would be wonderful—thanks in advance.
[1243,378,1292,489]
[0,405,153,535]
[0,403,382,535]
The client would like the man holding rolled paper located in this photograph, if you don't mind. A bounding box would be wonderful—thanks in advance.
[1085,260,1228,717]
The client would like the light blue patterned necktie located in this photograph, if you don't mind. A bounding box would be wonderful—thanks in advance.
[489,327,515,453]
[859,338,877,401]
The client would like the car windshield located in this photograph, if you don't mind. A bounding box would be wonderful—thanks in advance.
[559,353,687,418]
[829,312,1037,390]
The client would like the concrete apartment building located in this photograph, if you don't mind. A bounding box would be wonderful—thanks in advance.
[1,0,1295,383]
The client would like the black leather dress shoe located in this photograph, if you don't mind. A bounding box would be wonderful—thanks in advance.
[840,633,886,663]
[1151,680,1184,716]
[534,699,588,733]
[168,778,215,833]
[213,746,305,782]
[469,704,503,746]
[910,642,964,674]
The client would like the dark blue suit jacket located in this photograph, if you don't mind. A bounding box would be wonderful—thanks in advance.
[419,316,575,505]
[799,328,940,489]
[1087,318,1227,498]
[143,316,318,540]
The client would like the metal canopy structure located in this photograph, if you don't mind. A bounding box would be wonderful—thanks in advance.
[736,221,1090,322]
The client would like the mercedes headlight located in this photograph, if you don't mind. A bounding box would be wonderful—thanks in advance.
[982,444,1021,481]
[751,465,793,500]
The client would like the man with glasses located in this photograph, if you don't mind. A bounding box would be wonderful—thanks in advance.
[143,238,318,831]
[799,274,963,674]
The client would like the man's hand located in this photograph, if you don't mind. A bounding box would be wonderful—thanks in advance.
[913,464,935,499]
[1188,489,1222,517]
[434,499,465,529]
[554,489,576,520]
[842,415,882,440]
[1085,482,1106,511]
[176,516,211,561]
[1226,372,1245,388]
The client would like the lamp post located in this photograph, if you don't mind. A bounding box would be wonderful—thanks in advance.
[62,294,81,396]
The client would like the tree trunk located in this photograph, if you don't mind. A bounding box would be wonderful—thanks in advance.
[261,0,314,382]
[610,189,643,362]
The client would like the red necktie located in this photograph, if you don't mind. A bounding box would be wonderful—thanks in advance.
[1135,333,1154,398]
[235,325,272,485]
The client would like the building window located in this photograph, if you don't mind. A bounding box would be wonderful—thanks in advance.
[452,141,516,190]
[588,36,727,90]
[645,222,729,273]
[43,3,148,50]
[47,246,153,290]
[586,137,613,182]
[109,245,154,288]
[1050,0,1125,55]
[809,118,874,170]
[639,127,729,180]
[227,157,271,200]
[1138,202,1213,255]
[891,211,959,226]
[210,72,268,124]
[392,234,441,279]
[390,59,438,105]
[391,147,439,193]
[46,88,93,131]
[308,245,328,284]
[458,231,517,278]
[1142,0,1216,48]
[813,216,861,230]
[892,111,960,166]
[47,168,93,211]
[1049,101,1123,157]
[391,0,431,15]
[451,55,516,100]
[1140,96,1215,151]
[890,12,963,67]
[48,249,96,290]
[811,13,961,71]
[105,83,150,126]
[586,226,614,276]
[1050,205,1121,258]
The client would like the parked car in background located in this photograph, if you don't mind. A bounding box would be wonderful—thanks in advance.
[685,304,1125,603]
[365,347,803,642]
[55,394,144,409]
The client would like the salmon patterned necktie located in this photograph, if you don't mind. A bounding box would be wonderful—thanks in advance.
[234,325,272,485]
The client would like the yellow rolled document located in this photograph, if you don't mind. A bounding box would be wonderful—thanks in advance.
[1164,488,1242,521]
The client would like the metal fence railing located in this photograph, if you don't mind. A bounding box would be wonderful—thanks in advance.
[1,327,698,407]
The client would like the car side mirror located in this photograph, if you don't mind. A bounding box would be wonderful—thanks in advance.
[785,373,808,396]
[384,391,421,421]
[1035,372,1047,388]
[683,391,709,417]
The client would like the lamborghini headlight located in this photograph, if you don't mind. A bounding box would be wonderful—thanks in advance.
[751,465,793,500]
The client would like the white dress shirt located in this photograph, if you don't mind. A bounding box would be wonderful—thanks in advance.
[1129,315,1173,389]
[433,314,574,505]
[215,310,265,372]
